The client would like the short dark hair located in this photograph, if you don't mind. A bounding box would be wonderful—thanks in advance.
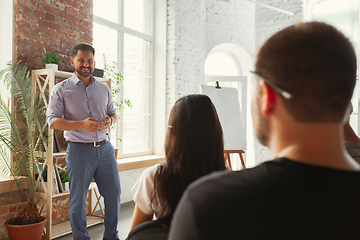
[71,43,95,58]
[255,21,357,123]
[153,94,226,218]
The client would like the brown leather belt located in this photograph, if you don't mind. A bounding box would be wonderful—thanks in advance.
[67,139,108,147]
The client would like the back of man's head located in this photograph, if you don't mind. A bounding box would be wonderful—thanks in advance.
[255,21,356,123]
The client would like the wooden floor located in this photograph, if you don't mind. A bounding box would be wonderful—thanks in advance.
[54,201,135,240]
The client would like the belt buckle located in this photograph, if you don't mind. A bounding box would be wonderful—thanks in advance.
[94,142,101,147]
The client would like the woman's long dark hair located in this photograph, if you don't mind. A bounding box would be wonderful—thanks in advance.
[153,94,226,218]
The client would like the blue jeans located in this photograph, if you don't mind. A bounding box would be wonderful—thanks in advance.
[66,141,121,240]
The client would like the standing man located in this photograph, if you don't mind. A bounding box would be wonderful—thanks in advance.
[169,22,360,239]
[47,43,121,240]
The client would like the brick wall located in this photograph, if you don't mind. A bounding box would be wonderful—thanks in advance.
[0,1,94,239]
[0,191,27,239]
[14,0,93,71]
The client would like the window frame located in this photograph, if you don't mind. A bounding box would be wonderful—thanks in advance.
[93,0,155,158]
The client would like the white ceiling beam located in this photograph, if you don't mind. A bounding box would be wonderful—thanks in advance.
[243,0,294,16]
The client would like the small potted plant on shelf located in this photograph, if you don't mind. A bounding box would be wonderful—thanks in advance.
[44,51,60,71]
[59,169,69,192]
[0,62,48,240]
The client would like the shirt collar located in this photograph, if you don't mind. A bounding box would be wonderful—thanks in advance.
[70,72,96,87]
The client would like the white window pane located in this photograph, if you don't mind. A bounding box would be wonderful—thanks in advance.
[312,0,358,42]
[93,23,118,69]
[122,115,150,153]
[124,34,151,76]
[124,75,150,114]
[94,0,119,23]
[124,0,152,35]
[123,75,150,153]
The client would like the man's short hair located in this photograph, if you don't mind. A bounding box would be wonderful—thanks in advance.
[255,21,357,123]
[71,43,95,58]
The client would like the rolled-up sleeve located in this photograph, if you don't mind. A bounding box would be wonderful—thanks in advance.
[46,84,65,127]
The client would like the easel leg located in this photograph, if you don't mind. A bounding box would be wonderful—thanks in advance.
[225,153,232,170]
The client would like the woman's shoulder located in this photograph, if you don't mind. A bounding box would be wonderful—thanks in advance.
[139,163,161,180]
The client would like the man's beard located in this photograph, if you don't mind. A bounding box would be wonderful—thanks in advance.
[254,98,269,147]
[75,66,94,77]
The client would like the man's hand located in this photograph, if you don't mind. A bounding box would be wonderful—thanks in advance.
[82,117,106,132]
[102,115,112,128]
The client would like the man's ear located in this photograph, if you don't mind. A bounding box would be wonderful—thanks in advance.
[70,58,74,67]
[259,80,276,116]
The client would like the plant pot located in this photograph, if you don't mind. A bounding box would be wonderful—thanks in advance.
[5,216,47,240]
[45,63,58,71]
[63,181,69,192]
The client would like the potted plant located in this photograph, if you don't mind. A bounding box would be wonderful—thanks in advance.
[44,51,60,71]
[0,62,48,240]
[59,169,69,192]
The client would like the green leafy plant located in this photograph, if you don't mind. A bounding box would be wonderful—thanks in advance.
[103,54,131,114]
[0,62,47,224]
[44,51,60,64]
[59,170,68,183]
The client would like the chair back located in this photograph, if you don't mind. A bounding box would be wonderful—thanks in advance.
[125,217,170,240]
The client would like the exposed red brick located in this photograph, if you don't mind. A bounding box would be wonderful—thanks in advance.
[58,208,69,215]
[86,0,93,9]
[15,4,31,14]
[38,19,60,31]
[16,20,30,29]
[40,35,59,46]
[22,31,40,41]
[66,6,77,15]
[20,13,38,24]
[33,10,42,18]
[14,37,29,45]
[29,56,43,66]
[81,34,92,43]
[62,12,78,24]
[45,12,55,21]
[28,47,42,57]
[18,0,38,9]
[52,211,59,219]
[14,54,29,63]
[29,41,45,50]
[41,4,61,16]
[61,0,79,9]
[65,64,75,72]
[44,44,56,53]
[60,26,78,38]
[0,206,8,216]
[58,62,65,70]
[15,45,29,55]
[31,24,44,34]
[54,16,65,25]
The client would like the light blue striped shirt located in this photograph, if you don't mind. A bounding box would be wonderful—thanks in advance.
[46,73,115,142]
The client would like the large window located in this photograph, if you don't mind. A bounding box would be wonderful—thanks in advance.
[93,0,153,157]
[308,0,359,132]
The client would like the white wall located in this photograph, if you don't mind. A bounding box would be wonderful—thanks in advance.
[166,0,303,166]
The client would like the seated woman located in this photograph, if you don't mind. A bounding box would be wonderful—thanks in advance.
[128,94,226,232]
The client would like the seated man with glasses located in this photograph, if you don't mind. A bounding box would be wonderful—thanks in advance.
[169,21,360,239]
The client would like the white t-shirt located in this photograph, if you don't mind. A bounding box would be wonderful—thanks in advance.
[131,164,166,219]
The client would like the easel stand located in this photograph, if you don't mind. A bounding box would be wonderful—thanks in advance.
[224,150,246,170]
